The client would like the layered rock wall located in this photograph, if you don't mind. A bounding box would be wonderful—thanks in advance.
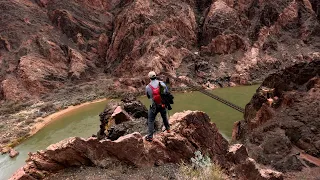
[1,0,320,101]
[233,61,320,172]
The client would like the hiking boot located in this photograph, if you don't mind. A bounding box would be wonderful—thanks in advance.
[145,136,153,142]
[166,129,171,133]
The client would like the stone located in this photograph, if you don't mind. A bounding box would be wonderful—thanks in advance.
[201,34,246,55]
[233,61,320,172]
[1,76,31,102]
[121,97,148,118]
[227,144,248,164]
[9,167,36,180]
[98,97,149,140]
[233,158,283,180]
[18,54,68,96]
[1,146,12,154]
[11,111,229,179]
[67,49,88,79]
[9,148,19,158]
[110,106,132,125]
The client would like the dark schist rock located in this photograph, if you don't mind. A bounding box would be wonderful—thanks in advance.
[97,97,157,141]
[233,61,320,172]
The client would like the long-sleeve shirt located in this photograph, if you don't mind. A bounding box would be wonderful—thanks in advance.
[146,79,168,104]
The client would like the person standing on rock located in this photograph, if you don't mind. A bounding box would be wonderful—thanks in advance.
[145,71,170,142]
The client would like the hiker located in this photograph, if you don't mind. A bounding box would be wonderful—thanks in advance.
[145,71,170,142]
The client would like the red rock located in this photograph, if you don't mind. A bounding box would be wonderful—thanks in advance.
[1,76,31,101]
[110,106,132,124]
[11,111,229,179]
[201,34,246,55]
[248,103,275,130]
[9,148,19,158]
[231,121,241,141]
[0,0,320,102]
[201,0,243,46]
[97,33,109,59]
[10,167,36,180]
[227,144,248,164]
[18,54,68,96]
[227,144,283,179]
[1,147,12,155]
[106,0,197,77]
[234,158,283,180]
[68,48,88,79]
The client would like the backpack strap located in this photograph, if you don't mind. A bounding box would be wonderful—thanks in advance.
[148,84,156,90]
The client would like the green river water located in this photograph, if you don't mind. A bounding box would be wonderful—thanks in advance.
[0,85,259,180]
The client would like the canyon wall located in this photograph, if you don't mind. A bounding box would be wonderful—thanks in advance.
[0,0,319,102]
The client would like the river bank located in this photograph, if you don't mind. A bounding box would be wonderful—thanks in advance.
[0,98,107,154]
[29,98,107,139]
[0,76,136,152]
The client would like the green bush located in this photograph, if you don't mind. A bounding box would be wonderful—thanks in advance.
[178,151,224,180]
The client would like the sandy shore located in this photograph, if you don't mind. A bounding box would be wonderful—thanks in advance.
[29,98,107,137]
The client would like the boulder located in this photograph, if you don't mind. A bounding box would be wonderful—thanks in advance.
[97,97,149,140]
[227,144,248,164]
[122,97,148,119]
[11,111,229,180]
[9,148,19,158]
[228,144,283,180]
[110,106,132,125]
[233,158,283,180]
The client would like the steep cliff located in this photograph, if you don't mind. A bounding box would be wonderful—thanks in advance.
[0,0,319,102]
[233,60,320,173]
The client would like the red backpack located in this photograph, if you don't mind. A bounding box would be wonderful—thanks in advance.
[148,84,162,105]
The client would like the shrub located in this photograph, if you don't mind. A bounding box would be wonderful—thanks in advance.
[178,151,224,180]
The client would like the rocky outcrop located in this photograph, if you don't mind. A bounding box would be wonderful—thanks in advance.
[106,0,197,77]
[233,61,320,172]
[10,111,229,180]
[228,144,284,180]
[0,0,113,101]
[97,97,150,140]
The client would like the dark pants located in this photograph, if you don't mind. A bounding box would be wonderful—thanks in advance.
[147,105,170,138]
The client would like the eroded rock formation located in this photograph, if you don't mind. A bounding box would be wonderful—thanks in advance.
[10,111,229,180]
[97,97,150,140]
[233,60,320,172]
[0,0,320,102]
